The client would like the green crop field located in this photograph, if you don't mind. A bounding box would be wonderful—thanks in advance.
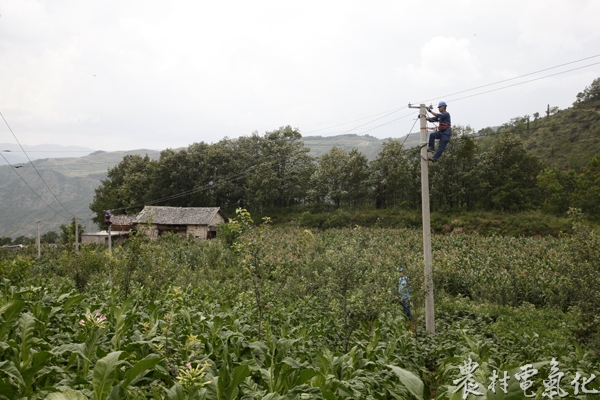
[1,209,599,399]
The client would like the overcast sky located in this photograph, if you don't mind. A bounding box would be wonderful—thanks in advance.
[1,0,599,153]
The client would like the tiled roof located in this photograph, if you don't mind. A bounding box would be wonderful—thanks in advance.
[133,206,227,225]
[111,214,136,226]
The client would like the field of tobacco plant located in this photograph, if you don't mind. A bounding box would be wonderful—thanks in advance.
[0,210,599,399]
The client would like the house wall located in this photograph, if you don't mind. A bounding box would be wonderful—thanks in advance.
[187,225,209,240]
[187,213,226,239]
[138,225,160,239]
[82,235,106,245]
[137,212,226,240]
[210,213,226,225]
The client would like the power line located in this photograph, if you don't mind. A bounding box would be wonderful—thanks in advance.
[0,152,70,219]
[354,59,600,137]
[1,111,77,218]
[415,53,600,104]
[0,150,96,153]
[308,53,600,138]
[352,112,418,136]
[303,106,407,134]
[447,61,600,104]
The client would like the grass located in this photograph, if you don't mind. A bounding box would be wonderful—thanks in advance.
[254,206,579,237]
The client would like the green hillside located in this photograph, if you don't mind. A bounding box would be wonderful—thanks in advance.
[302,134,384,159]
[480,77,600,169]
[525,107,600,169]
[302,133,421,160]
[0,149,162,238]
[484,106,600,170]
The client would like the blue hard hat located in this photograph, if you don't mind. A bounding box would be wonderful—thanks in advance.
[438,101,447,108]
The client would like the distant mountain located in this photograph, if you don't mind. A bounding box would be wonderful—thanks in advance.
[0,136,419,239]
[0,149,162,239]
[0,143,96,165]
[303,133,420,160]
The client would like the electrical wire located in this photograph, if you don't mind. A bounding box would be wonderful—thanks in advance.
[0,150,96,153]
[351,111,420,136]
[340,60,600,138]
[1,111,77,218]
[0,151,70,219]
[4,54,600,235]
[414,53,600,104]
[447,61,600,104]
[309,53,600,138]
[303,106,407,135]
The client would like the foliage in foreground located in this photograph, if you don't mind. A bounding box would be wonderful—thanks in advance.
[1,212,600,398]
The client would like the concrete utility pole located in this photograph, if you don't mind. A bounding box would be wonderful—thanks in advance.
[75,218,79,253]
[108,224,112,253]
[408,103,435,334]
[36,220,41,259]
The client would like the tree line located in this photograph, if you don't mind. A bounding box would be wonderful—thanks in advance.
[0,219,85,246]
[89,122,600,226]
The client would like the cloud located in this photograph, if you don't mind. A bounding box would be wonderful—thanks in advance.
[402,37,481,88]
[515,1,600,56]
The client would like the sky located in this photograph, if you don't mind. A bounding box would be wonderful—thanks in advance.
[1,0,600,153]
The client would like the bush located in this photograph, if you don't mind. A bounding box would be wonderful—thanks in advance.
[0,256,35,285]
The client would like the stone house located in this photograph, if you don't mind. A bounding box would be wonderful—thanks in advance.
[133,206,228,240]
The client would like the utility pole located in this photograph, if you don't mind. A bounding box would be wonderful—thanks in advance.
[75,218,79,252]
[108,224,112,253]
[36,220,41,259]
[408,103,435,334]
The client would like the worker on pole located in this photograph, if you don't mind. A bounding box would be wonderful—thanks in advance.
[426,101,452,162]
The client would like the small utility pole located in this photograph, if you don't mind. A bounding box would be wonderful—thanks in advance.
[408,103,435,334]
[104,210,113,253]
[36,220,41,259]
[108,224,112,253]
[75,218,79,252]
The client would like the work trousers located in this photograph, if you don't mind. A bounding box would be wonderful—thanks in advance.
[428,128,452,161]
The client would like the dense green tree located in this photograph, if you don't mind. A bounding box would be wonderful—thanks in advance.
[59,218,85,244]
[309,147,348,207]
[574,77,600,107]
[185,141,223,206]
[371,139,419,209]
[208,136,258,208]
[146,142,235,209]
[308,146,369,208]
[13,236,34,245]
[430,126,478,211]
[574,153,600,219]
[345,149,370,207]
[536,168,577,215]
[245,126,314,210]
[475,134,542,211]
[90,154,156,227]
[41,230,60,244]
[0,237,11,246]
[148,148,197,208]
